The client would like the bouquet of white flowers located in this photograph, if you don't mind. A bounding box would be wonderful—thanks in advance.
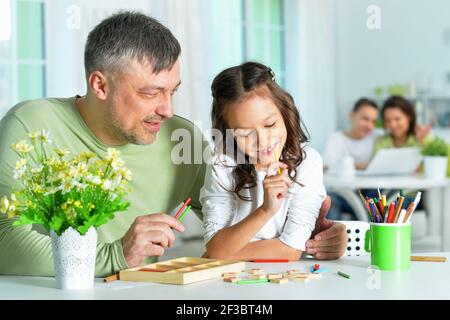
[0,129,132,289]
[1,129,131,235]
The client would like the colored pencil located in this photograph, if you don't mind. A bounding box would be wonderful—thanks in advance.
[387,202,395,223]
[174,197,191,219]
[104,273,119,283]
[382,195,387,207]
[393,196,405,223]
[397,209,407,224]
[178,205,191,222]
[404,192,421,223]
[402,202,415,223]
[411,256,447,262]
[251,259,289,263]
[337,271,351,279]
[273,147,281,175]
[237,279,269,284]
[358,190,373,221]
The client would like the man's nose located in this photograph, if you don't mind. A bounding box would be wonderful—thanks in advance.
[156,93,174,118]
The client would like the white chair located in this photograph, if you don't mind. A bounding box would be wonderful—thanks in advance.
[337,220,370,257]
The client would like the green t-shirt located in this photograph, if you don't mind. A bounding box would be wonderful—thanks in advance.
[373,134,423,155]
[0,96,207,277]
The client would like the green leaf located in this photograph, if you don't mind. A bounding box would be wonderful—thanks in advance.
[49,215,65,235]
[422,137,449,157]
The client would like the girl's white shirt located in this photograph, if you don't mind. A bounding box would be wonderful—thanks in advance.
[199,146,327,251]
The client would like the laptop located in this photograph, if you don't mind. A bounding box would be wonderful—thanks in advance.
[357,147,423,176]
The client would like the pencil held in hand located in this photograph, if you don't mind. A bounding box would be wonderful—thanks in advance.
[273,147,281,175]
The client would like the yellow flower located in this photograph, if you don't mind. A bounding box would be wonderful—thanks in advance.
[69,162,88,178]
[61,180,73,193]
[7,205,16,218]
[15,158,27,170]
[111,158,125,170]
[13,158,28,179]
[11,140,34,153]
[106,148,120,161]
[0,196,9,213]
[73,200,82,208]
[28,131,40,142]
[31,165,44,174]
[119,168,132,181]
[61,199,73,212]
[38,129,52,144]
[33,184,44,194]
[78,151,96,162]
[54,148,70,158]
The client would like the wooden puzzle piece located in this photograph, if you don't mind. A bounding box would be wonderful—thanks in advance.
[267,273,283,280]
[270,278,289,284]
[248,268,264,275]
[248,274,267,280]
[224,277,241,283]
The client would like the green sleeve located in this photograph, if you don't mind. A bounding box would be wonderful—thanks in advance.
[0,114,129,277]
[187,134,210,221]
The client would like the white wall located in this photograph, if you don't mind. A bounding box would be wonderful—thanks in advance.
[44,0,212,127]
[284,0,337,153]
[335,0,450,130]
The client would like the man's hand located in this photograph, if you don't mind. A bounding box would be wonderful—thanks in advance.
[305,196,348,260]
[121,213,185,267]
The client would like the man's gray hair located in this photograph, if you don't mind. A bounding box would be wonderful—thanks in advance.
[84,11,181,77]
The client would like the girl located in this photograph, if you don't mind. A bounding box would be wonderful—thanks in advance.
[200,62,326,261]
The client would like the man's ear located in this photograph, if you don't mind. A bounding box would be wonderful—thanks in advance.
[349,111,355,120]
[88,71,109,101]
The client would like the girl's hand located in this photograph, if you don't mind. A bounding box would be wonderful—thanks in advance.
[261,163,292,215]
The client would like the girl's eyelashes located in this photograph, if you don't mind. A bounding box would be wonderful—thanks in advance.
[265,121,276,128]
[235,130,255,138]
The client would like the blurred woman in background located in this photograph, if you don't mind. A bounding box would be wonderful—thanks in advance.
[374,96,431,153]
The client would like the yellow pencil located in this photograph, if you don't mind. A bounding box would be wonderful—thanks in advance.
[273,147,281,175]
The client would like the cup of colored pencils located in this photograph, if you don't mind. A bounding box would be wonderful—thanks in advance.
[358,189,421,224]
[359,189,420,271]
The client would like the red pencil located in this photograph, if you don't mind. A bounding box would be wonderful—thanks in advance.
[251,259,289,263]
[387,203,395,223]
[174,197,191,219]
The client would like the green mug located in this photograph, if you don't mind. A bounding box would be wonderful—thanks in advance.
[364,222,411,271]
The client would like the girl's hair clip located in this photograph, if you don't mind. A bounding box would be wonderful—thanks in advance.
[267,68,275,82]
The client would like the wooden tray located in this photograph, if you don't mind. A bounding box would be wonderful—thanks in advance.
[119,257,246,285]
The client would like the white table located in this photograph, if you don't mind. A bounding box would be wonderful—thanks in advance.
[1,253,449,300]
[324,174,450,251]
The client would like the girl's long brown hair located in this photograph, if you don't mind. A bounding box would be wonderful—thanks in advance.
[211,62,309,201]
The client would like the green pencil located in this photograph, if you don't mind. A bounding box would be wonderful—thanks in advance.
[178,205,191,222]
[337,271,350,279]
[237,279,269,284]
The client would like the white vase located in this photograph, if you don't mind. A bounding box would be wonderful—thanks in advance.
[50,226,97,290]
[423,156,448,179]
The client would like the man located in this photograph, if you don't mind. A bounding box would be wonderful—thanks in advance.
[0,12,347,277]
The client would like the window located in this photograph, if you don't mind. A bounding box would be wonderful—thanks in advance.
[0,0,46,116]
[210,0,285,86]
